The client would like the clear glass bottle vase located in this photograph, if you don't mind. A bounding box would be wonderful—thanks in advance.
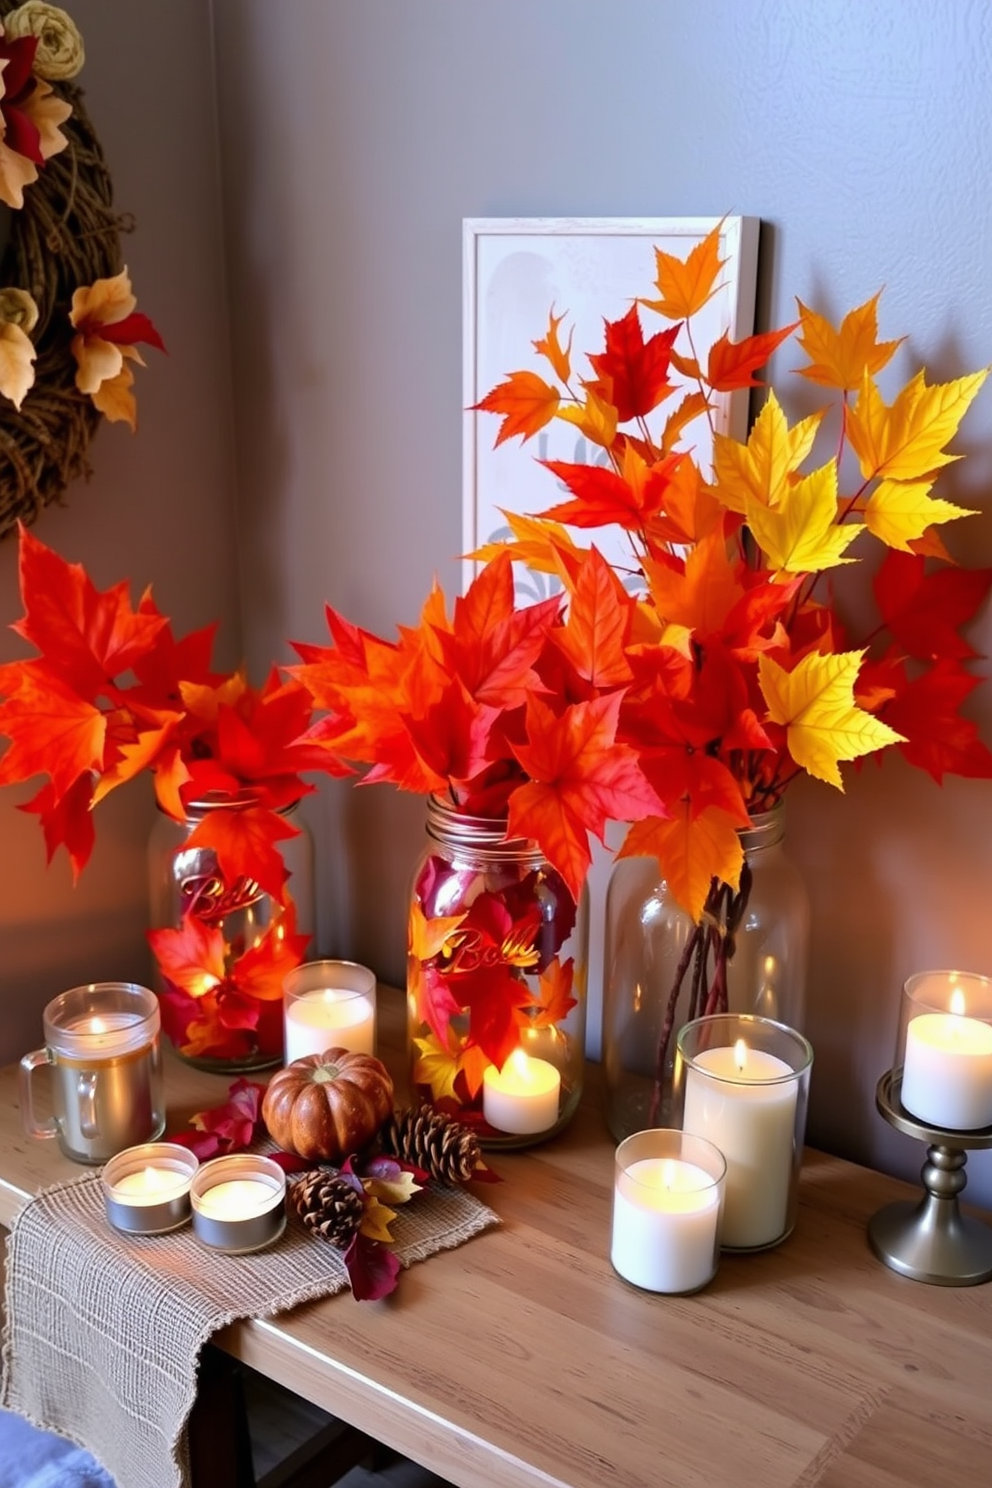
[407,794,588,1148]
[147,795,314,1072]
[602,803,809,1143]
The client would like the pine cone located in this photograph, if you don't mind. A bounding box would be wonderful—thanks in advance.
[290,1169,366,1248]
[382,1105,481,1185]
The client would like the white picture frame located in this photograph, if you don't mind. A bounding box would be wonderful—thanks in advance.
[461,216,761,1054]
[462,215,760,591]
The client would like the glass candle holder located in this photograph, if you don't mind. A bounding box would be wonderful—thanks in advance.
[674,1013,812,1252]
[897,971,992,1132]
[283,960,377,1063]
[19,982,165,1164]
[190,1153,286,1254]
[611,1129,726,1294]
[103,1142,199,1235]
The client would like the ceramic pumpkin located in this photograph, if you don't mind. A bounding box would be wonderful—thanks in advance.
[262,1048,394,1161]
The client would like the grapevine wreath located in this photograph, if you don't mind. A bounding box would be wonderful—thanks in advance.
[0,0,161,538]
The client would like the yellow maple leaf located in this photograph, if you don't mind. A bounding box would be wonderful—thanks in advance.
[758,650,905,788]
[556,385,618,450]
[358,1194,398,1244]
[412,1031,460,1103]
[408,901,466,961]
[796,292,904,390]
[746,461,862,575]
[864,478,978,552]
[846,367,989,483]
[362,1170,423,1206]
[619,806,744,923]
[532,306,572,384]
[712,393,823,515]
[640,223,727,320]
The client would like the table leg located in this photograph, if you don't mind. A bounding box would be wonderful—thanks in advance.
[187,1345,256,1488]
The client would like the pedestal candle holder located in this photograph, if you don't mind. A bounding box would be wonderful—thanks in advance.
[867,1068,992,1286]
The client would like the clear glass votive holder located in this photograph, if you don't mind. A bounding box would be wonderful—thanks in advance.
[611,1129,726,1294]
[103,1142,199,1235]
[283,959,377,1063]
[674,1013,813,1253]
[190,1153,287,1254]
[897,970,992,1132]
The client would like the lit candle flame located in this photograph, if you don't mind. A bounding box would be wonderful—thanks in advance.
[662,1159,675,1191]
[90,1016,107,1033]
[734,1038,748,1072]
[507,1048,531,1079]
[950,988,966,1017]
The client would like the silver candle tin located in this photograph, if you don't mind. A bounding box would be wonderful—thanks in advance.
[102,1143,199,1235]
[190,1153,287,1254]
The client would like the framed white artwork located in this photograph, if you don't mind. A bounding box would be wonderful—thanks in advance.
[461,216,761,1053]
[462,215,760,593]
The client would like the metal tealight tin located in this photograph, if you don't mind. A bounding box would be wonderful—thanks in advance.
[190,1153,287,1254]
[102,1143,199,1235]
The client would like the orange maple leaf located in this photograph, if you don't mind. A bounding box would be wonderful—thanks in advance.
[0,662,106,799]
[532,306,573,384]
[619,802,744,923]
[508,692,664,901]
[795,292,904,391]
[234,902,311,1001]
[706,322,798,392]
[522,956,577,1030]
[12,523,169,700]
[148,912,228,999]
[549,547,633,689]
[473,369,560,445]
[185,803,301,905]
[640,223,726,320]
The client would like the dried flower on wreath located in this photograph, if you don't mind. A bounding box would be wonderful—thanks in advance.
[0,1,163,532]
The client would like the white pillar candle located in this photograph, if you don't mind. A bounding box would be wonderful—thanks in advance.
[682,1041,797,1249]
[611,1157,721,1293]
[284,988,376,1061]
[482,1050,561,1135]
[195,1178,281,1220]
[901,991,992,1130]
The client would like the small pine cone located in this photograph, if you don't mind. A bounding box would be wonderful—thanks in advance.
[291,1169,365,1248]
[383,1105,481,1185]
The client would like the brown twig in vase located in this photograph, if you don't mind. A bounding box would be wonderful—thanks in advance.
[647,862,754,1125]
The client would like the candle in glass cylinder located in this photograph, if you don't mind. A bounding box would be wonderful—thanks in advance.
[283,961,377,1062]
[680,1025,807,1251]
[611,1134,725,1294]
[901,986,992,1130]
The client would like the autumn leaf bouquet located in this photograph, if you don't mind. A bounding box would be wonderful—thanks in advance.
[292,222,992,1126]
[0,525,347,1065]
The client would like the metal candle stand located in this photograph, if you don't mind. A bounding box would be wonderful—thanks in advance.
[868,1069,992,1286]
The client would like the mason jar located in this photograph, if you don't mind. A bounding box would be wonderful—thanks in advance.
[602,803,809,1143]
[407,794,588,1148]
[147,794,314,1071]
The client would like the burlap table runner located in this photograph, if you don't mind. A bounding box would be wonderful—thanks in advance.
[0,1168,500,1488]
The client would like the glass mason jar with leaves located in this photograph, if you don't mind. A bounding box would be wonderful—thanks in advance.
[406,794,588,1147]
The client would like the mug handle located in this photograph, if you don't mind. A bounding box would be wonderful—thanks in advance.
[78,1071,99,1138]
[19,1048,59,1140]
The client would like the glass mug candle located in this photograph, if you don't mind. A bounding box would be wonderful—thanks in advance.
[611,1129,726,1294]
[283,959,377,1062]
[674,1013,812,1252]
[20,982,166,1164]
[897,970,992,1131]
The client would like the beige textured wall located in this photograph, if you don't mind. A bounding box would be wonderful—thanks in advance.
[0,0,239,1061]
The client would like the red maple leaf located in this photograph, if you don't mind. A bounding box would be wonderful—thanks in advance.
[536,454,682,532]
[873,550,992,661]
[185,802,301,904]
[587,306,680,423]
[880,659,992,782]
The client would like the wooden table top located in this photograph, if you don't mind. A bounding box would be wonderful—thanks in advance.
[2,988,992,1488]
